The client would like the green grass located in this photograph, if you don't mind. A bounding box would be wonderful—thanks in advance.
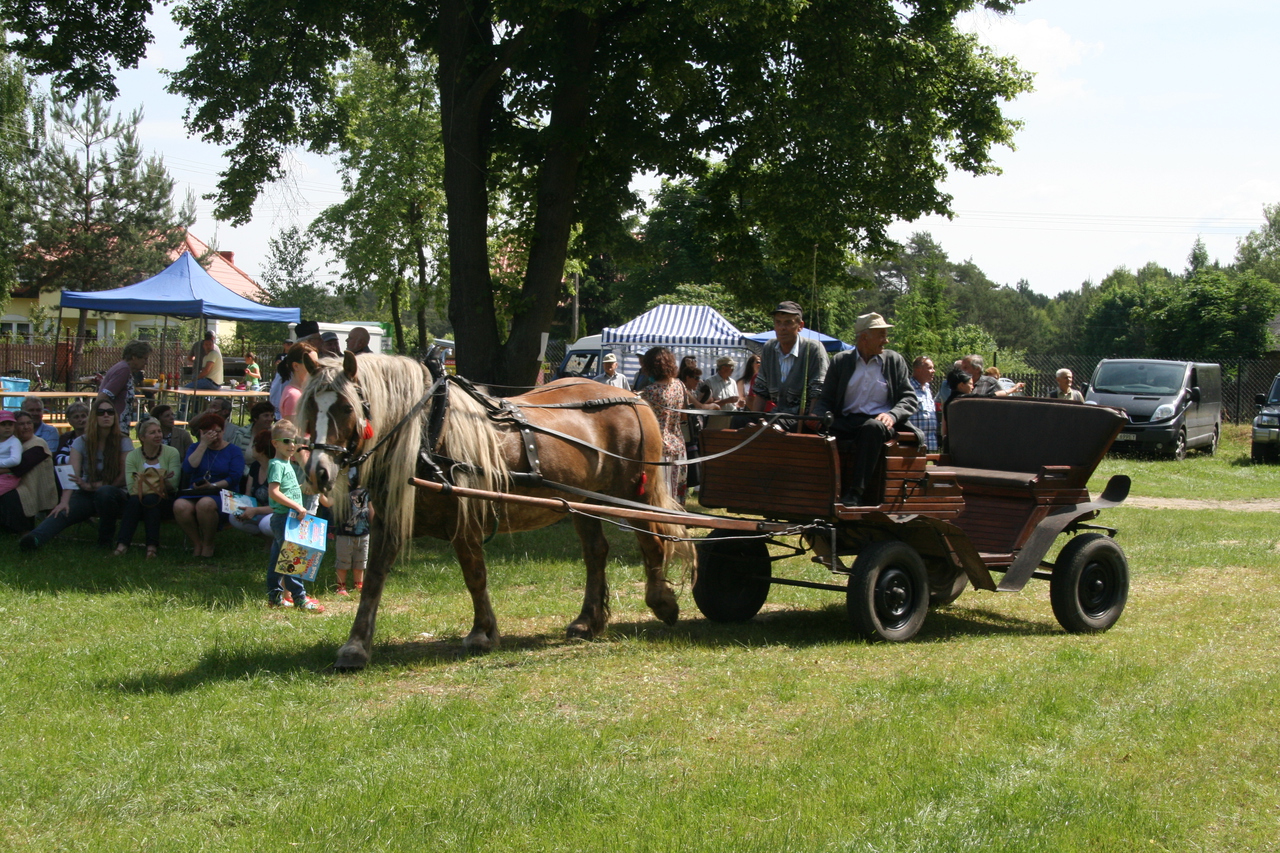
[2,457,1280,851]
[1089,422,1280,499]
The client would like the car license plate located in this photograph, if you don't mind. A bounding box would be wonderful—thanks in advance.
[1114,433,1136,441]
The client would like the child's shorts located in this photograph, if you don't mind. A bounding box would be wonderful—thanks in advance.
[336,534,370,570]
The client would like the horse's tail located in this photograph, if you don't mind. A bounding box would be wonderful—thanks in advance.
[643,455,695,577]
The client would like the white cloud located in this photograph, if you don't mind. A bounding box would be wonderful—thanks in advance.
[960,12,1102,105]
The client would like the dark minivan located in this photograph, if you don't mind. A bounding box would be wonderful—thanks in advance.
[1084,359,1221,460]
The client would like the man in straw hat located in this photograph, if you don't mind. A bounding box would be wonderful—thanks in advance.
[701,355,741,410]
[591,352,631,389]
[747,301,829,420]
[815,312,920,507]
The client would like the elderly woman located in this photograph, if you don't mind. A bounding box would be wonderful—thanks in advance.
[114,418,181,558]
[150,404,193,462]
[20,399,133,551]
[174,410,245,558]
[0,411,59,534]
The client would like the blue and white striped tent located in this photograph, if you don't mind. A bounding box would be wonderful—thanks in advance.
[602,304,754,380]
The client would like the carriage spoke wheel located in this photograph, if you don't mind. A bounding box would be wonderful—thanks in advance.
[1050,533,1129,633]
[846,541,928,642]
[693,531,772,622]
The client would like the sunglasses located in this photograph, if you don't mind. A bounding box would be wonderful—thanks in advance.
[96,409,115,416]
[273,437,299,445]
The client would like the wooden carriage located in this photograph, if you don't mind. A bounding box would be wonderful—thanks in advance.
[692,396,1132,641]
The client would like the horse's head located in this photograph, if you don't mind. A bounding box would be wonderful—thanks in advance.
[300,351,372,496]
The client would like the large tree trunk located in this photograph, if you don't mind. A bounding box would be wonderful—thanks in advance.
[390,276,406,354]
[502,11,599,388]
[438,0,503,382]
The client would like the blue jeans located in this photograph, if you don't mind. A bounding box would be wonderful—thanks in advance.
[29,485,127,547]
[266,512,307,602]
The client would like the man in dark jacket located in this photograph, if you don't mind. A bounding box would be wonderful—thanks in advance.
[814,313,919,507]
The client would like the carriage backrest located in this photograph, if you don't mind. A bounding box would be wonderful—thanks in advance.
[946,397,1125,478]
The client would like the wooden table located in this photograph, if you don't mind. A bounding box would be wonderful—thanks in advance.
[154,387,270,423]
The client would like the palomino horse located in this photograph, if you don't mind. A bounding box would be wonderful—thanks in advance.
[297,351,687,671]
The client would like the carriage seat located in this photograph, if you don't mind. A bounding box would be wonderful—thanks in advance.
[931,397,1125,492]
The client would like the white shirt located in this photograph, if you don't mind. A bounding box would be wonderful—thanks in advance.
[592,370,631,390]
[842,353,891,416]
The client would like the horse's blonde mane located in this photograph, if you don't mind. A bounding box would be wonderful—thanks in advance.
[298,354,511,547]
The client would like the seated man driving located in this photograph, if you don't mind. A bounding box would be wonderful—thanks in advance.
[814,313,920,507]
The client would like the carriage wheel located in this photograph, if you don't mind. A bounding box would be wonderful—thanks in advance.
[1049,534,1129,634]
[693,531,772,622]
[846,541,929,642]
[926,560,967,607]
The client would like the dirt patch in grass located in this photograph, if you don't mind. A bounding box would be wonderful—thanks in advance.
[1126,496,1280,511]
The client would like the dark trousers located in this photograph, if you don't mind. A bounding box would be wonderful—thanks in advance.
[0,490,33,533]
[829,413,894,499]
[29,485,127,547]
[117,495,173,548]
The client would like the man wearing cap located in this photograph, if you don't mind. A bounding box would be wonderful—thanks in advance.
[815,312,919,507]
[701,356,741,410]
[748,301,829,420]
[321,331,343,357]
[592,353,631,389]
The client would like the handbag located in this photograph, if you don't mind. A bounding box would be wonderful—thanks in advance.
[135,466,168,508]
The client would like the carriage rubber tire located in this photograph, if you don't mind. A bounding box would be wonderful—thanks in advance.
[1049,533,1129,634]
[693,531,772,622]
[926,561,968,608]
[1171,428,1187,461]
[846,540,929,642]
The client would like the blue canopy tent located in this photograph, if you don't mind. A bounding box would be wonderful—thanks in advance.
[59,251,299,323]
[744,327,852,354]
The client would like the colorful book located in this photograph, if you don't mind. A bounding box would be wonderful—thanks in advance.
[219,489,258,515]
[275,512,328,582]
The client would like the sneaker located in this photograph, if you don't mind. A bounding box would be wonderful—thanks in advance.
[296,596,325,613]
[281,592,294,607]
[18,533,38,552]
[335,586,350,597]
[354,582,363,591]
[268,593,286,608]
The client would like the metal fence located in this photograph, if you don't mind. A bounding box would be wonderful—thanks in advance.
[992,354,1280,424]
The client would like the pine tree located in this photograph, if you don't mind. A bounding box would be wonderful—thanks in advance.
[22,93,193,364]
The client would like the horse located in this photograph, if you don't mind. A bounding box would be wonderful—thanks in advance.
[296,351,688,671]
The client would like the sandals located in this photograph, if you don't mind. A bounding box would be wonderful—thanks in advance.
[112,544,129,557]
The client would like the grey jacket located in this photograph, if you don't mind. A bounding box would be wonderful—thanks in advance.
[814,348,923,444]
[752,336,829,414]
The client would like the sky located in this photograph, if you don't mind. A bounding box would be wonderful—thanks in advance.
[96,0,1280,298]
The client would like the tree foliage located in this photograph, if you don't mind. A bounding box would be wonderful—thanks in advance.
[310,53,448,354]
[2,0,1031,384]
[0,51,33,306]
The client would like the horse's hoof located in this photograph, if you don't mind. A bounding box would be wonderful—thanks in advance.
[334,643,369,672]
[566,621,595,640]
[463,630,497,652]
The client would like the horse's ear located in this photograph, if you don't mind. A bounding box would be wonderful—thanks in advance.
[304,349,321,376]
[343,351,358,381]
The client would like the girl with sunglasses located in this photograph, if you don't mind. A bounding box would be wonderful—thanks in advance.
[20,402,132,551]
[265,419,323,612]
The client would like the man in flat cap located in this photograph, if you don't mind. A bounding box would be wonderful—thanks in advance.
[815,312,919,507]
[591,352,631,389]
[747,301,828,421]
